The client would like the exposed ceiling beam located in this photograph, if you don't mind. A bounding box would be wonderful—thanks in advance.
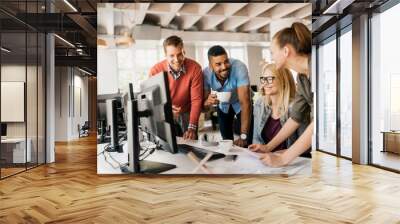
[198,15,226,30]
[240,17,272,32]
[220,3,248,16]
[67,14,97,38]
[260,3,308,19]
[221,17,249,31]
[55,55,96,72]
[181,15,202,30]
[286,4,312,19]
[198,3,217,15]
[160,3,184,27]
[179,3,216,29]
[246,3,277,17]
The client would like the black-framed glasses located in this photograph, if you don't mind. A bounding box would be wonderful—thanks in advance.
[260,76,276,84]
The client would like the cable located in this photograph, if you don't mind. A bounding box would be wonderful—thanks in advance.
[98,127,163,169]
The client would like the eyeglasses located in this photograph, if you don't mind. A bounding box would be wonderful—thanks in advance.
[260,76,276,84]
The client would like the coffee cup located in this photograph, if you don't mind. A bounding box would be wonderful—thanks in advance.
[219,139,233,153]
[216,92,231,103]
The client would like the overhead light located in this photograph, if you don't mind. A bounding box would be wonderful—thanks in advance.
[78,67,92,76]
[63,0,78,12]
[97,38,108,48]
[1,47,11,53]
[54,34,75,48]
[114,26,135,48]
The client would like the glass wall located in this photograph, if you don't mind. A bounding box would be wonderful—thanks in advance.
[317,35,337,154]
[371,2,400,171]
[0,1,46,179]
[339,27,352,158]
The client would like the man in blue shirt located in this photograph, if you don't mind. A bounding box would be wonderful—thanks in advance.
[203,45,252,147]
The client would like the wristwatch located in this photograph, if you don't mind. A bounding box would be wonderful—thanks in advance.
[240,133,247,141]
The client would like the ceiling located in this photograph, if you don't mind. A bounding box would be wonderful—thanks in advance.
[101,3,312,34]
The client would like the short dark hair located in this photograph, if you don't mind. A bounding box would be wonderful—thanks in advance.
[163,35,184,51]
[207,45,227,61]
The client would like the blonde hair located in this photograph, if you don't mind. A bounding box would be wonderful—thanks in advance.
[260,63,296,117]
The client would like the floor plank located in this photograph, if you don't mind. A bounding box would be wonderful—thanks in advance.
[1,136,400,223]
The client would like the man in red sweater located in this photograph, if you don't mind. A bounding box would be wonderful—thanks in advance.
[149,35,203,140]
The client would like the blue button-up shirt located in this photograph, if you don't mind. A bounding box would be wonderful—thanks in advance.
[203,58,250,114]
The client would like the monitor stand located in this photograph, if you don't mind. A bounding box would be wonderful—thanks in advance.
[120,160,176,174]
[124,83,176,174]
[104,144,123,153]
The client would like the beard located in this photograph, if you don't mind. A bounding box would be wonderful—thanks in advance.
[217,69,229,78]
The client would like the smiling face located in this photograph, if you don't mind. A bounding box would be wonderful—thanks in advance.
[261,68,279,96]
[209,54,231,80]
[270,38,288,69]
[165,45,185,71]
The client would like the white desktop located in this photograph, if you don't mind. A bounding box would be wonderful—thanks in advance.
[97,132,311,175]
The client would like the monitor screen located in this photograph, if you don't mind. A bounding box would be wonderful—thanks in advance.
[1,123,7,137]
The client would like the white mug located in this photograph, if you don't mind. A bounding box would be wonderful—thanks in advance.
[216,92,232,103]
[219,139,233,153]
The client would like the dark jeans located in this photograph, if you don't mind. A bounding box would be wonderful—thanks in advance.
[217,106,253,144]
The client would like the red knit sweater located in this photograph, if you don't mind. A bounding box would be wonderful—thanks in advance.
[149,58,203,126]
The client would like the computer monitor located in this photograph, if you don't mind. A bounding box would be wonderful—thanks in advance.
[97,100,107,142]
[137,74,178,154]
[1,123,7,137]
[97,95,125,152]
[123,72,177,174]
[105,98,123,152]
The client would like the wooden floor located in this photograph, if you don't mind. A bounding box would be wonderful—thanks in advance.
[372,150,400,171]
[1,136,400,223]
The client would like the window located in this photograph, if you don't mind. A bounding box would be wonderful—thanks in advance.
[339,28,352,158]
[262,48,272,62]
[317,36,337,154]
[371,2,400,171]
[116,42,162,93]
[197,45,248,69]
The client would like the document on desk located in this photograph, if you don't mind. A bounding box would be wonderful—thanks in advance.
[176,137,311,175]
[177,137,262,157]
[228,156,311,175]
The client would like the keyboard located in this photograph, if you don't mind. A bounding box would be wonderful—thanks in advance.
[177,144,225,161]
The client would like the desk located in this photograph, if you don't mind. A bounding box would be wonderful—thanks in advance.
[1,138,32,164]
[381,131,400,154]
[97,139,311,175]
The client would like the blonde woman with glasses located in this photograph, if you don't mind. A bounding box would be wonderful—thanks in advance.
[251,63,311,158]
[249,22,313,167]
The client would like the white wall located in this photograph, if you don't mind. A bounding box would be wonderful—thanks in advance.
[97,48,119,95]
[184,44,196,60]
[247,46,263,88]
[55,67,89,141]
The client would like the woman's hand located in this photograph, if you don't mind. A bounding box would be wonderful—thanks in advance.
[248,144,269,153]
[259,151,289,167]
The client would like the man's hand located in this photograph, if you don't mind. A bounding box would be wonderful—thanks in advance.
[204,93,219,107]
[259,151,289,167]
[183,128,197,140]
[248,144,269,153]
[234,138,247,147]
[172,105,181,119]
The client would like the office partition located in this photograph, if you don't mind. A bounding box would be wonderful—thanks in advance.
[0,1,47,179]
